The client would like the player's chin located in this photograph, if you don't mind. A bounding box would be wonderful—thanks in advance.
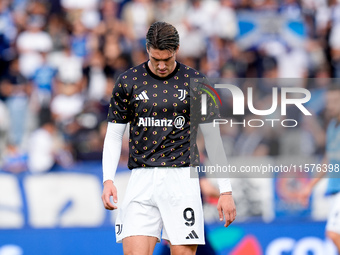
[157,71,169,77]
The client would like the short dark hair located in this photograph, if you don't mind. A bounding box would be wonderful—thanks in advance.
[146,22,179,52]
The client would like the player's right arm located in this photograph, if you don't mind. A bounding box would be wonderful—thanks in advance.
[298,156,328,207]
[101,122,127,210]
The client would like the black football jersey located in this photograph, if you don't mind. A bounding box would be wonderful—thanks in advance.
[107,61,219,169]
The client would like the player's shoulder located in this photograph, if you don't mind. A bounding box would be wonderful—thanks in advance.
[117,62,147,82]
[177,63,211,91]
[178,63,206,79]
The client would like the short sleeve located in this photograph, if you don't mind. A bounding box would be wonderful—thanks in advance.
[107,76,132,123]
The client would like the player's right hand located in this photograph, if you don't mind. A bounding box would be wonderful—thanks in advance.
[101,180,118,210]
[297,184,312,207]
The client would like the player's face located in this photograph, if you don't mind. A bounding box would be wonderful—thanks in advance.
[326,90,340,118]
[147,47,178,78]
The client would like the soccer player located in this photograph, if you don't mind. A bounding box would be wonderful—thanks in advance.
[298,85,340,253]
[101,21,236,255]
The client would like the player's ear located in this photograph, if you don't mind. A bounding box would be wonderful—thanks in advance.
[175,46,179,54]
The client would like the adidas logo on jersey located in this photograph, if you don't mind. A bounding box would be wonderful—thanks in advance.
[136,91,149,100]
[186,230,199,239]
[137,116,185,129]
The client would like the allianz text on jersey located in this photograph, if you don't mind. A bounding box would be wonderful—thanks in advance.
[137,116,185,129]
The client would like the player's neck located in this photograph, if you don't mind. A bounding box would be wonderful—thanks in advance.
[146,60,179,80]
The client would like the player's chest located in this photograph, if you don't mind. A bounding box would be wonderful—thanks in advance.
[130,81,191,114]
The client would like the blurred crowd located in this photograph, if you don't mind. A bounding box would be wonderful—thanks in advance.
[0,0,339,174]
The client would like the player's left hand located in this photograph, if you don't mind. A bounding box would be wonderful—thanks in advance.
[217,194,236,227]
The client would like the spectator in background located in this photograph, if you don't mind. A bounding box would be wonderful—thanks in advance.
[0,0,17,44]
[30,51,57,109]
[99,0,125,43]
[1,143,28,174]
[232,114,270,157]
[0,0,17,77]
[0,57,31,146]
[212,0,238,41]
[64,101,107,161]
[154,0,188,28]
[46,14,69,52]
[16,14,52,78]
[100,0,119,24]
[28,108,73,173]
[49,44,85,126]
[121,0,154,48]
[258,40,308,79]
[49,44,83,87]
[279,0,302,20]
[185,0,216,37]
[61,0,101,32]
[179,0,208,69]
[50,84,84,132]
[103,32,123,69]
[83,50,108,102]
[253,0,278,12]
[206,39,246,78]
[0,100,9,162]
[50,44,85,131]
[329,23,340,78]
[305,39,328,77]
[61,0,98,11]
[70,19,91,59]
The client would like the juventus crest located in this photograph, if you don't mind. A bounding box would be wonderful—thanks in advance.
[178,89,187,101]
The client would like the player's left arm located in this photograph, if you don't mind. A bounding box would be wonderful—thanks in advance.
[199,122,236,227]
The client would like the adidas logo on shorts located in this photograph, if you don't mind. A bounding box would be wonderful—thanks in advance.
[136,91,149,100]
[186,230,199,239]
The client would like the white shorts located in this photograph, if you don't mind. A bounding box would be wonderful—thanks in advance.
[115,167,205,245]
[326,192,340,234]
